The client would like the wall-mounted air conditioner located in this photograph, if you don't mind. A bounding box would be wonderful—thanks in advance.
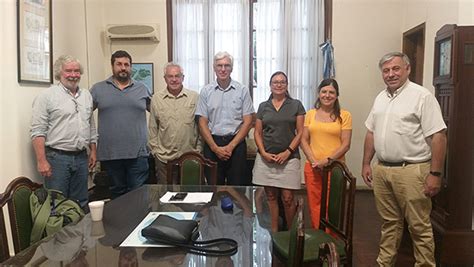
[106,24,160,42]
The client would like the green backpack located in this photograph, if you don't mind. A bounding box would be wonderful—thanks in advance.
[29,187,85,244]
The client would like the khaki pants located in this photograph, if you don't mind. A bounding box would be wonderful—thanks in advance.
[154,159,179,184]
[372,162,435,267]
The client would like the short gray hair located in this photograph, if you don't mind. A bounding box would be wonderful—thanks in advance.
[163,62,184,75]
[378,52,411,70]
[213,51,233,67]
[53,55,83,80]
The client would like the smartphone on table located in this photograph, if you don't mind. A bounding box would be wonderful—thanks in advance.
[169,192,188,201]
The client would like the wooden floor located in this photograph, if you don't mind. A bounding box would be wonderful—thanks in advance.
[353,190,415,267]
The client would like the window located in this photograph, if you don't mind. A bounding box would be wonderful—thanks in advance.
[169,0,326,110]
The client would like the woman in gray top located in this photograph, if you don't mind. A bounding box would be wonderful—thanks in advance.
[252,71,305,232]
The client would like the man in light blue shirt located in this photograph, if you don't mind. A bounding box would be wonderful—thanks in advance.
[196,51,255,185]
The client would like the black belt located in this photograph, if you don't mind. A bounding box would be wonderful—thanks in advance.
[212,135,236,142]
[46,147,86,156]
[378,159,430,167]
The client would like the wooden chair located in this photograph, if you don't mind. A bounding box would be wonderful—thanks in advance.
[314,159,356,266]
[272,197,305,266]
[319,242,341,267]
[272,198,342,267]
[0,176,41,262]
[271,160,356,266]
[440,230,474,265]
[166,151,217,185]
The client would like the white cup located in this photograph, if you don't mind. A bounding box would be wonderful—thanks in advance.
[88,200,105,221]
[91,221,105,238]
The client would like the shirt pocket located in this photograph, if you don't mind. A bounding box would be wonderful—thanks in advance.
[231,97,243,120]
[177,103,196,124]
[393,112,419,135]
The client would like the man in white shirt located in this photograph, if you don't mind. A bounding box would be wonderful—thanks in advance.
[362,52,447,267]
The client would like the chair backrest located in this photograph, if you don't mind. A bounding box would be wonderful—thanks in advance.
[287,197,305,267]
[166,151,217,185]
[320,160,356,266]
[440,230,474,265]
[0,176,41,262]
[318,242,341,267]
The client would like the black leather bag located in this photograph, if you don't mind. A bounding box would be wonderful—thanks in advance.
[141,215,238,256]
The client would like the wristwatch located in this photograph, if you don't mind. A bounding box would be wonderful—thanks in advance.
[429,171,442,177]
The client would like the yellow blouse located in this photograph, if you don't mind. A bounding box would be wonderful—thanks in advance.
[304,108,352,161]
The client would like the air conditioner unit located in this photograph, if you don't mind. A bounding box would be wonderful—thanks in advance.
[106,24,160,42]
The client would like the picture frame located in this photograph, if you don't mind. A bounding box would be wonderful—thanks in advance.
[17,0,53,84]
[132,63,154,95]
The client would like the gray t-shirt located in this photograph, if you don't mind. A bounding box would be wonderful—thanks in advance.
[256,96,305,159]
[91,77,151,161]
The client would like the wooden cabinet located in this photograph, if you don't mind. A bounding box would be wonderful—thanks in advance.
[432,24,474,233]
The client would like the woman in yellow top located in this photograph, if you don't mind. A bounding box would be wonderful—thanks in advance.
[300,78,352,228]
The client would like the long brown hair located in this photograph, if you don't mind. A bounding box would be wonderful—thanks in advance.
[314,78,341,122]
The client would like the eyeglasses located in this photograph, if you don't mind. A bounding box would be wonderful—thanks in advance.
[165,74,184,79]
[271,81,288,85]
[215,64,232,70]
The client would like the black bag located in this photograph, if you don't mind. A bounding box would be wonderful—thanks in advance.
[141,214,238,256]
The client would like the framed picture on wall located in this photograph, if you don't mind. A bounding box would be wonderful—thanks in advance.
[17,0,53,84]
[132,63,154,95]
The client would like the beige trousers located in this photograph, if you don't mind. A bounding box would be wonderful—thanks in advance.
[372,162,435,267]
[154,158,179,184]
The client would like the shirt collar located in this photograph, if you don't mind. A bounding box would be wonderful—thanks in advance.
[385,80,410,99]
[213,79,236,91]
[106,76,134,89]
[161,88,188,99]
[266,94,292,101]
[58,82,80,98]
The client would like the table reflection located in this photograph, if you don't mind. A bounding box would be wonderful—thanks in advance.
[2,185,272,267]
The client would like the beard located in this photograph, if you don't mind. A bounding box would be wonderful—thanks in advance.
[114,71,130,83]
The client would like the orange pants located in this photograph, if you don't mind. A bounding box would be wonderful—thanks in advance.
[304,162,330,229]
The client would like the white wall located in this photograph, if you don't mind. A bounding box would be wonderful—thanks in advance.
[0,0,168,193]
[401,0,462,91]
[333,0,474,187]
[91,0,169,92]
[333,0,404,186]
[1,0,45,192]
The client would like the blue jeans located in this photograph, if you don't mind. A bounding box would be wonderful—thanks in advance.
[45,149,89,208]
[101,157,149,199]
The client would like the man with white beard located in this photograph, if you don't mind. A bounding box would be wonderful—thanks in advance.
[31,55,97,208]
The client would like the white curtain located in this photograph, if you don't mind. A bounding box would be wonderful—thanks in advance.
[172,0,324,109]
[254,0,325,109]
[172,0,249,93]
[253,0,283,110]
